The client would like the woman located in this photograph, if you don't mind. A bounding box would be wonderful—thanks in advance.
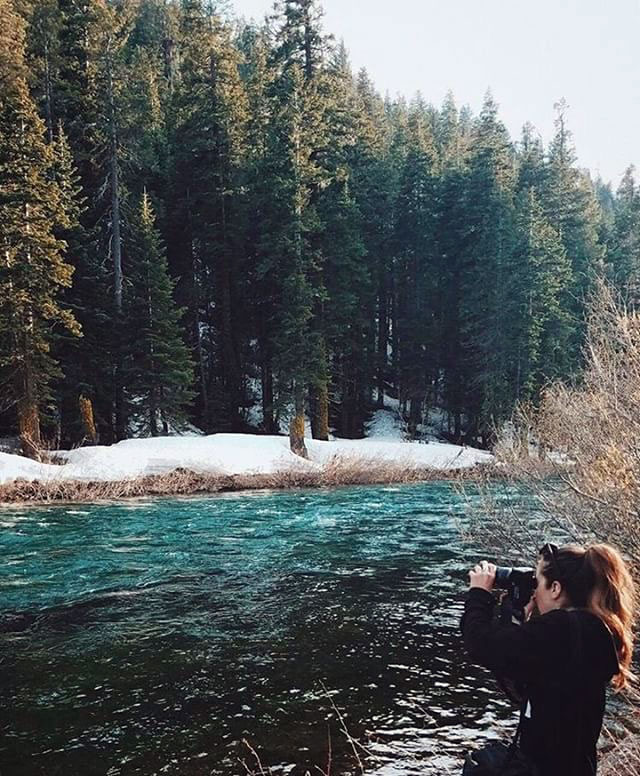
[462,543,635,776]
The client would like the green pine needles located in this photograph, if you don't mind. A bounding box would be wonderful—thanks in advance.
[1,0,636,454]
[124,192,194,436]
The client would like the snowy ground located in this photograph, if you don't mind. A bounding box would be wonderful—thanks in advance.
[0,431,492,486]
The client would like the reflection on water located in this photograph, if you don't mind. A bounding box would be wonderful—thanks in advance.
[0,484,518,775]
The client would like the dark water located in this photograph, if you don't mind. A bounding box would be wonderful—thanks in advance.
[0,484,517,775]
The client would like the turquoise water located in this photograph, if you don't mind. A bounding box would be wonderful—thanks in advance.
[0,484,516,775]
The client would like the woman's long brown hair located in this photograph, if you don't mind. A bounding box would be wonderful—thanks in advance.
[540,543,636,691]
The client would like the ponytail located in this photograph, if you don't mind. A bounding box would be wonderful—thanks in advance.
[540,542,636,691]
[583,544,635,691]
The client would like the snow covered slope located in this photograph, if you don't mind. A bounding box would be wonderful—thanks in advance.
[0,433,492,485]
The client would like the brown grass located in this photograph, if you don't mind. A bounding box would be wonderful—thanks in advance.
[458,280,640,772]
[0,455,493,505]
[460,280,640,571]
[600,732,640,776]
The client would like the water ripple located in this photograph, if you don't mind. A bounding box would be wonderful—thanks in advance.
[0,482,519,775]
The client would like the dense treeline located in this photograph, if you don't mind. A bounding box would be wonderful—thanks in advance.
[0,0,637,456]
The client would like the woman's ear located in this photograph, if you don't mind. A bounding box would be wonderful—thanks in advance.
[551,580,563,599]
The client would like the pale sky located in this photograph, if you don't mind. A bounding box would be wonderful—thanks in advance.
[229,0,640,189]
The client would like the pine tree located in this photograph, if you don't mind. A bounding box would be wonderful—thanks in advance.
[54,0,102,187]
[384,96,411,403]
[394,103,439,436]
[0,0,80,456]
[352,69,392,412]
[18,0,61,144]
[238,23,279,433]
[267,61,317,456]
[124,193,193,435]
[434,93,469,439]
[49,121,103,446]
[47,0,118,443]
[509,188,572,402]
[267,0,331,455]
[516,122,546,194]
[459,92,516,442]
[168,0,249,432]
[93,0,134,439]
[310,43,371,439]
[610,167,640,304]
[543,99,604,372]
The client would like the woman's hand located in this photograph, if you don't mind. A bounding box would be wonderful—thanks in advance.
[524,597,539,622]
[468,561,496,592]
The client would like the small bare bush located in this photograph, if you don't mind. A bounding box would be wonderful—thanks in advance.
[600,732,640,776]
[460,279,640,772]
[464,279,640,571]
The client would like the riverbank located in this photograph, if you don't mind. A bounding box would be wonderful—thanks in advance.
[0,433,493,504]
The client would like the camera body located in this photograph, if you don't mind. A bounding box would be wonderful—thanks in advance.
[494,566,536,622]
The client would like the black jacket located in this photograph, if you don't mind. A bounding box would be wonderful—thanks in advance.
[461,587,619,776]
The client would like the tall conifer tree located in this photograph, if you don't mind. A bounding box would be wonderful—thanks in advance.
[394,103,439,435]
[0,0,80,456]
[268,0,330,455]
[610,167,640,304]
[124,193,194,435]
[460,92,516,441]
[543,99,604,372]
[169,0,249,432]
[352,69,393,412]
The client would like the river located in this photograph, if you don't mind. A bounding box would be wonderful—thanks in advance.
[0,483,518,775]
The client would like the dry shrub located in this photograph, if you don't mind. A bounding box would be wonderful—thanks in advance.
[600,732,640,776]
[461,279,640,773]
[0,468,232,503]
[465,279,640,570]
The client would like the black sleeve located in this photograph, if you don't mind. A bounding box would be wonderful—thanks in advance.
[461,587,565,683]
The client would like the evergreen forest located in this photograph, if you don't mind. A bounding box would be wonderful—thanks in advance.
[2,0,639,455]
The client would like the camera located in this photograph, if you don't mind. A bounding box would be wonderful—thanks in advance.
[494,566,536,622]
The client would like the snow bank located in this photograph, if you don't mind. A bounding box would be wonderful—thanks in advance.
[0,434,492,486]
[309,437,491,470]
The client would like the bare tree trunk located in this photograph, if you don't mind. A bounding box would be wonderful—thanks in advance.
[43,38,54,144]
[149,405,158,437]
[261,351,275,434]
[289,382,308,458]
[184,188,210,428]
[17,389,41,460]
[376,265,388,408]
[310,382,329,440]
[106,35,125,441]
[17,346,41,460]
[408,396,421,438]
[217,157,241,429]
[79,395,98,444]
[162,35,174,92]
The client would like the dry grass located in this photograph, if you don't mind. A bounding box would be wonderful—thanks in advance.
[0,455,491,505]
[600,733,640,776]
[458,280,640,774]
[461,280,640,571]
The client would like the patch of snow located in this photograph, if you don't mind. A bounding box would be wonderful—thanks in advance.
[308,438,492,470]
[0,433,492,486]
[0,452,52,482]
[383,394,400,410]
[365,409,406,441]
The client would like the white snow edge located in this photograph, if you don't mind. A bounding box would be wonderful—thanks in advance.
[0,433,493,485]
